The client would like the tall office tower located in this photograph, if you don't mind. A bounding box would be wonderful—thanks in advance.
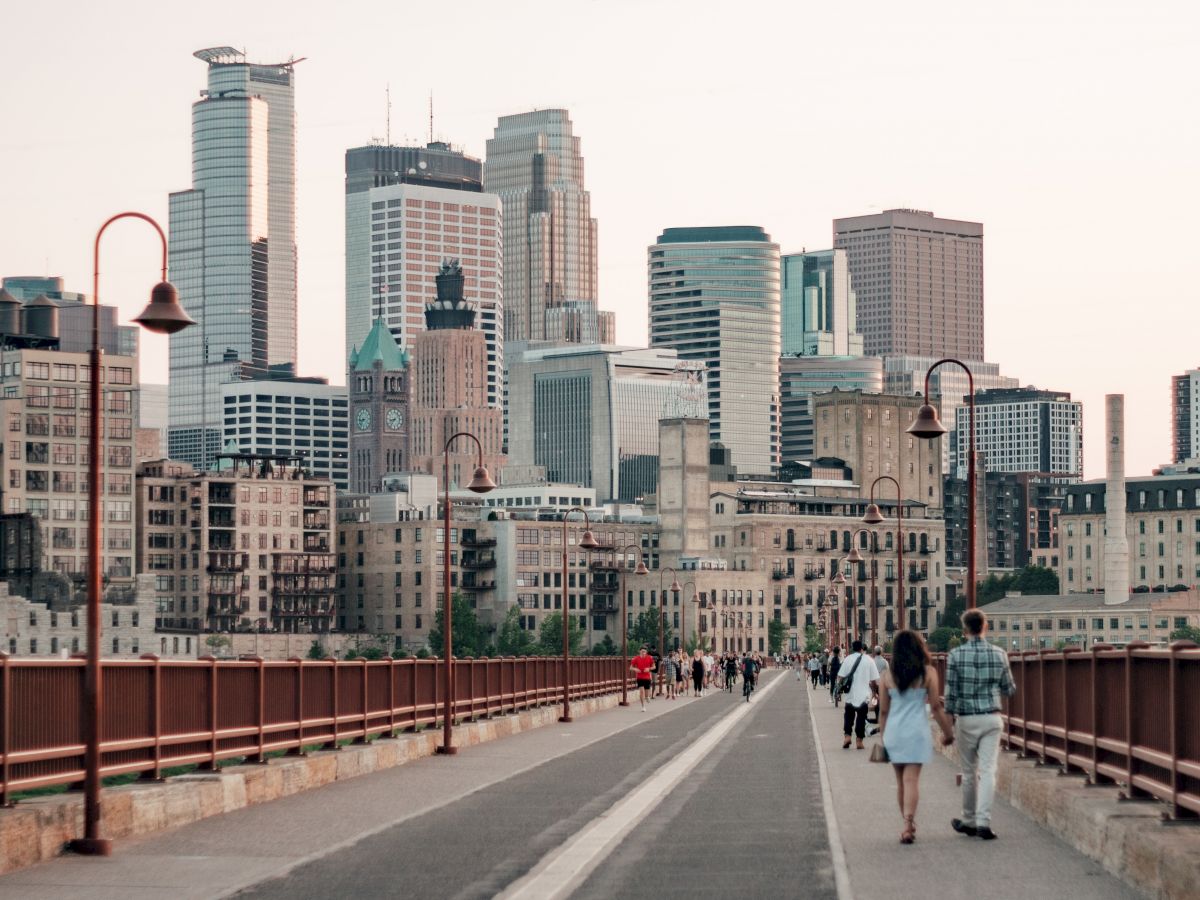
[408,262,505,487]
[344,142,504,410]
[168,47,300,469]
[348,320,410,494]
[484,109,603,345]
[952,387,1083,477]
[1172,368,1200,463]
[780,249,863,357]
[779,356,883,464]
[833,209,984,359]
[648,226,781,476]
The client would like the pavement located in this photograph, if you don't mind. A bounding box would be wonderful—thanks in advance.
[0,671,1141,899]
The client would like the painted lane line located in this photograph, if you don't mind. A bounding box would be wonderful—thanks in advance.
[498,674,784,900]
[805,686,854,900]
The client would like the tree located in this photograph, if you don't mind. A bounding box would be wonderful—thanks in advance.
[977,566,1060,606]
[926,626,959,653]
[204,634,231,657]
[305,640,327,660]
[628,606,671,652]
[428,592,490,657]
[591,634,618,656]
[537,612,585,656]
[1169,625,1200,644]
[803,624,824,654]
[496,605,537,656]
[768,619,788,655]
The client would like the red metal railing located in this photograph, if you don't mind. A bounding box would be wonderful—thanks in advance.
[930,643,1200,820]
[0,654,629,805]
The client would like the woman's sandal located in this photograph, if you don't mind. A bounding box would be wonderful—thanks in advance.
[900,815,916,844]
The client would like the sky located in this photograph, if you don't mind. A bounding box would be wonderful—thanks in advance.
[2,0,1197,481]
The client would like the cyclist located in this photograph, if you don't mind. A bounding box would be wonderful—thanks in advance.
[741,653,760,701]
[724,653,738,692]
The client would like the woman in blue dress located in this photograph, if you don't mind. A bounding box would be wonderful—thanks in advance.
[879,630,956,844]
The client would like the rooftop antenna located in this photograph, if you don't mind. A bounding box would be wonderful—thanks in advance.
[429,91,434,144]
[386,83,391,146]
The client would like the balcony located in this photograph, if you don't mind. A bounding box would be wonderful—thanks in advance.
[591,600,618,615]
[461,554,496,570]
[771,568,791,581]
[918,545,933,555]
[884,575,898,583]
[590,576,619,593]
[461,579,496,592]
[803,570,825,581]
[303,537,330,553]
[461,535,497,549]
[208,486,235,506]
[589,560,619,572]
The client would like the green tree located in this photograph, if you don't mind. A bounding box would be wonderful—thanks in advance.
[496,605,538,656]
[305,640,327,660]
[977,566,1059,607]
[803,624,824,654]
[926,626,959,653]
[428,592,489,657]
[628,606,671,652]
[591,634,618,656]
[1169,625,1200,644]
[537,612,585,656]
[204,634,232,657]
[768,618,788,655]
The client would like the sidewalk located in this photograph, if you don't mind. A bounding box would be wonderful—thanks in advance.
[804,679,1140,900]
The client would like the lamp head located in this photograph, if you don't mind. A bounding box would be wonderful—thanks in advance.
[133,281,195,335]
[907,403,947,439]
[467,465,496,493]
[670,578,681,593]
[579,528,599,550]
[862,502,884,525]
[846,546,864,564]
[634,560,649,576]
[831,568,846,585]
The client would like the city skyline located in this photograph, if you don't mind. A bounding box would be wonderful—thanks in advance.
[2,0,1197,481]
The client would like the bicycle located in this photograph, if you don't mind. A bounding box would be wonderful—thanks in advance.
[743,673,755,701]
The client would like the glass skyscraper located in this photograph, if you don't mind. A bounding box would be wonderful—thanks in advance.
[780,249,862,358]
[168,47,299,468]
[648,226,780,476]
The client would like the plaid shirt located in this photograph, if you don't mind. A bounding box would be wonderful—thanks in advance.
[945,637,1016,716]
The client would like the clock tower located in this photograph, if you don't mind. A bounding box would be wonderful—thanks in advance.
[348,318,410,493]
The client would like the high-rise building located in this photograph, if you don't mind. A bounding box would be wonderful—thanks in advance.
[2,276,137,357]
[780,250,863,358]
[408,262,505,487]
[168,47,300,469]
[505,344,688,502]
[344,142,504,409]
[1172,368,1200,463]
[648,226,781,475]
[833,209,984,359]
[485,110,607,345]
[348,320,410,494]
[944,471,1071,573]
[952,387,1083,477]
[779,356,883,464]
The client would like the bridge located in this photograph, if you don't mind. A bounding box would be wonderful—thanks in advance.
[0,649,1195,897]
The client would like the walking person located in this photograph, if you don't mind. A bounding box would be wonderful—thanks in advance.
[836,640,878,748]
[631,646,655,712]
[868,645,889,732]
[807,653,821,687]
[663,651,678,700]
[675,650,687,696]
[827,647,843,704]
[879,630,955,844]
[692,649,705,697]
[650,647,662,697]
[946,609,1017,841]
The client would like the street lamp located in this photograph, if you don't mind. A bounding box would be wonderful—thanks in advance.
[614,543,648,706]
[863,475,906,632]
[69,212,195,857]
[559,507,598,722]
[680,580,696,654]
[850,528,877,646]
[907,358,977,608]
[831,562,846,651]
[436,432,495,756]
[658,566,680,692]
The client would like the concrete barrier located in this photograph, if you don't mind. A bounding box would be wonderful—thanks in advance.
[0,691,621,876]
[936,738,1200,899]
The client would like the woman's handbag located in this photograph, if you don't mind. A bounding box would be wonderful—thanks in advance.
[868,742,889,764]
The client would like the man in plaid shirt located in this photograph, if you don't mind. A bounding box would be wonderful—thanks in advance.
[945,608,1016,840]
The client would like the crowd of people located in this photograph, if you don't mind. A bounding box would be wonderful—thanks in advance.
[627,647,766,710]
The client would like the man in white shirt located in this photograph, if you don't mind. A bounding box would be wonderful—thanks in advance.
[702,652,715,691]
[837,640,880,749]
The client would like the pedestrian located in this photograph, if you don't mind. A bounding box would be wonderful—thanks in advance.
[879,630,955,844]
[724,653,738,691]
[946,609,1017,841]
[630,646,655,712]
[692,649,705,697]
[868,645,889,731]
[827,647,842,704]
[674,650,686,696]
[650,647,662,697]
[807,653,821,687]
[819,648,830,686]
[703,650,715,689]
[836,640,878,749]
[663,651,678,699]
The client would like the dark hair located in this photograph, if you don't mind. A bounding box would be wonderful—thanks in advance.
[851,639,864,653]
[891,630,931,692]
[961,609,986,636]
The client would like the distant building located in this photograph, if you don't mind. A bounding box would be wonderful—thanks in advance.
[978,591,1200,650]
[348,320,410,494]
[944,471,1071,573]
[834,209,984,360]
[953,387,1083,477]
[780,355,883,464]
[648,226,780,476]
[1172,368,1200,463]
[780,249,863,358]
[1,276,136,357]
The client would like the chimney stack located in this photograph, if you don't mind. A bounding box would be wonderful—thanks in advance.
[1104,394,1129,605]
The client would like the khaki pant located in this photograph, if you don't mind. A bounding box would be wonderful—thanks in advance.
[955,713,1002,828]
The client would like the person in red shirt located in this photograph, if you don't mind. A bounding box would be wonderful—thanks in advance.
[630,646,655,711]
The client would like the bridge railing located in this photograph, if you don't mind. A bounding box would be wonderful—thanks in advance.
[931,643,1200,820]
[0,653,628,805]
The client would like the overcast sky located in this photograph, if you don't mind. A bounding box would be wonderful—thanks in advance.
[3,0,1196,480]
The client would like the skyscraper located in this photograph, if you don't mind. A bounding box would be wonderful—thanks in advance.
[952,387,1083,477]
[833,209,984,359]
[344,142,504,409]
[168,47,299,468]
[648,226,781,475]
[484,110,608,345]
[1172,368,1200,463]
[780,249,862,358]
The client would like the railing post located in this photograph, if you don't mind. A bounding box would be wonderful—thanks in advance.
[1087,643,1113,785]
[0,652,10,807]
[354,658,370,744]
[139,654,163,781]
[1120,641,1152,801]
[409,657,419,731]
[1166,640,1198,820]
[324,658,340,751]
[378,656,396,739]
[1060,647,1082,775]
[199,655,218,771]
[287,656,306,756]
[241,655,266,763]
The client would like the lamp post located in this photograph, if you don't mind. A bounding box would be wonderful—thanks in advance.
[907,358,977,608]
[69,213,195,857]
[680,580,696,654]
[848,528,876,646]
[614,543,647,706]
[831,562,846,651]
[658,566,680,692]
[436,432,495,756]
[863,475,905,635]
[559,507,598,722]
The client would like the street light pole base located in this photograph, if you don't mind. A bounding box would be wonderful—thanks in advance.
[558,715,574,723]
[435,745,458,756]
[68,837,112,856]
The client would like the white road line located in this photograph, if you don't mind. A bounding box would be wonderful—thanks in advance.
[805,686,855,900]
[498,674,784,900]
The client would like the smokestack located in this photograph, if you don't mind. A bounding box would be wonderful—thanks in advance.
[1104,394,1129,605]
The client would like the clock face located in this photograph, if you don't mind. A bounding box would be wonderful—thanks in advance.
[356,408,371,431]
[386,408,404,431]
